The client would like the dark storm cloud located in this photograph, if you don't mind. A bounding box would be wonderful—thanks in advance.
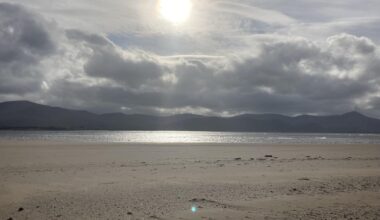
[0,3,55,61]
[223,35,379,115]
[84,49,165,89]
[66,30,167,89]
[41,31,380,116]
[226,36,375,99]
[0,3,56,95]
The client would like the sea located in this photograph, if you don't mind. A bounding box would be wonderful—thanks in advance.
[0,131,380,144]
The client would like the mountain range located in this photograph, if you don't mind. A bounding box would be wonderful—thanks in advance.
[1,101,380,133]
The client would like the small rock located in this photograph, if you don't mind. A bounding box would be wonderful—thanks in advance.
[18,207,24,212]
[265,155,273,158]
[250,158,255,160]
[7,217,13,220]
[127,211,133,215]
[189,198,207,202]
[234,157,242,161]
[56,214,62,218]
[298,177,310,181]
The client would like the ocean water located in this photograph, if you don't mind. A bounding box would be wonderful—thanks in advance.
[0,131,380,144]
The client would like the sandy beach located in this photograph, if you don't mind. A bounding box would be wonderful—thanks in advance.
[1,141,380,219]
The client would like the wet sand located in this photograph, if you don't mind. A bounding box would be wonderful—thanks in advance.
[0,141,380,219]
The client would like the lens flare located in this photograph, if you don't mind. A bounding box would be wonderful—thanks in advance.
[191,205,197,213]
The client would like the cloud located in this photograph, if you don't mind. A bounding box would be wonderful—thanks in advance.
[83,47,166,89]
[44,30,380,116]
[1,2,380,117]
[212,1,295,26]
[217,35,378,114]
[0,3,56,59]
[0,3,56,95]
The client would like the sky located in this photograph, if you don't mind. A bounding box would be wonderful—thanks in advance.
[1,0,380,117]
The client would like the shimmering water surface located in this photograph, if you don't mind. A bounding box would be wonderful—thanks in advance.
[0,131,380,144]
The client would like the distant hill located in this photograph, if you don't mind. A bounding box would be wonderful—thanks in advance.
[1,101,380,133]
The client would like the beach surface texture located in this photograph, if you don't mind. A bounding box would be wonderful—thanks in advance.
[1,141,380,219]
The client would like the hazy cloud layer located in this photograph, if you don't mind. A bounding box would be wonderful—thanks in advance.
[1,1,380,117]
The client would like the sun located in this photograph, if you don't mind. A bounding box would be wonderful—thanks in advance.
[158,0,193,25]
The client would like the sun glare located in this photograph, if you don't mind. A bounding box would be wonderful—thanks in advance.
[158,0,193,25]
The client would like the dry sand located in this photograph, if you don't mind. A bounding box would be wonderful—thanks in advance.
[0,141,380,219]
